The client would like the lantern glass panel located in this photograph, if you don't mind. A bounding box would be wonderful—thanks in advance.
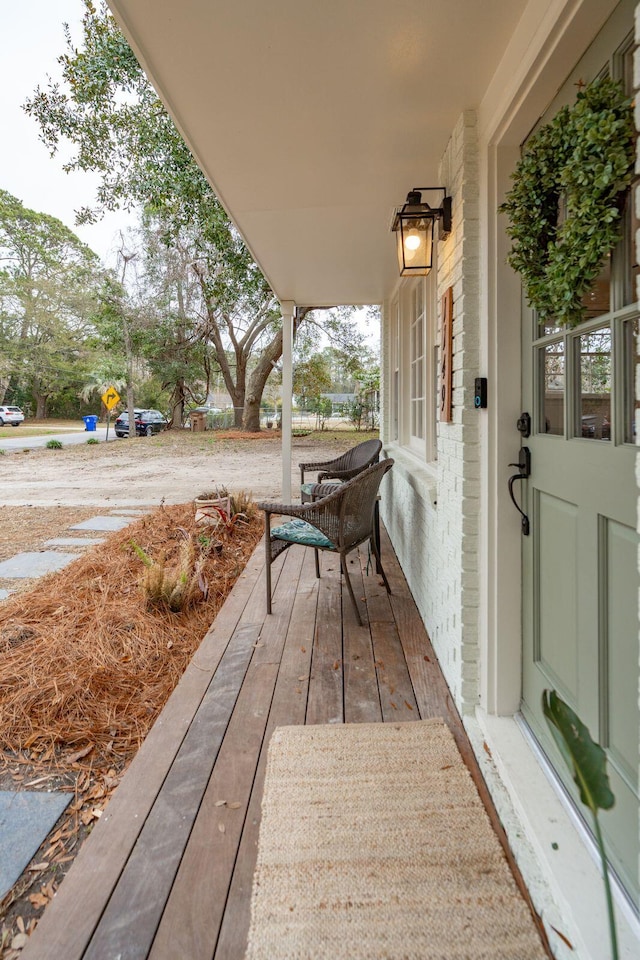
[396,215,434,276]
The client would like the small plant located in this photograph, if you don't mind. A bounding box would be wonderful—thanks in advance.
[130,535,206,611]
[196,485,229,501]
[86,437,100,445]
[197,532,223,556]
[542,690,618,959]
[46,439,63,450]
[0,449,5,456]
[231,489,257,519]
[199,501,249,535]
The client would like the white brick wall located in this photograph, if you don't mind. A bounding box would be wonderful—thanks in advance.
[382,110,481,714]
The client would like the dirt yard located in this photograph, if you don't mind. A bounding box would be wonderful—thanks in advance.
[0,429,365,509]
[0,429,377,566]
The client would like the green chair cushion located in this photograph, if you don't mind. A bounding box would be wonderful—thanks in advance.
[271,519,333,549]
[300,483,316,497]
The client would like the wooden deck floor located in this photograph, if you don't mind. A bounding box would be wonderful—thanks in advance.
[22,527,548,960]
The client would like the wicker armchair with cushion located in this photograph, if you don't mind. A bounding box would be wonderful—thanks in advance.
[299,438,382,501]
[258,458,393,626]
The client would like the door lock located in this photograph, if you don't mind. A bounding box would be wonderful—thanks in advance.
[516,411,531,438]
[508,446,531,535]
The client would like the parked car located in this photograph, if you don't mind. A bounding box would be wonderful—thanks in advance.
[0,405,25,426]
[114,409,167,437]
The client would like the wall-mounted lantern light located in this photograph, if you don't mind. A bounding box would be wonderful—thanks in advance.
[391,187,452,276]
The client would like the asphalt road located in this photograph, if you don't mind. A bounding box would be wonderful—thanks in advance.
[0,427,117,451]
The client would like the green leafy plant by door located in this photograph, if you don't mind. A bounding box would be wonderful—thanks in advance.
[542,690,619,959]
[500,77,635,328]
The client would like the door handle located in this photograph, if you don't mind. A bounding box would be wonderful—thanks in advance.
[508,446,530,535]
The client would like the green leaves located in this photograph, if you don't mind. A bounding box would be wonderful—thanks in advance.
[542,690,614,814]
[499,76,635,327]
[542,690,619,959]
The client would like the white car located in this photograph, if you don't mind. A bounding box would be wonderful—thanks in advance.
[0,405,25,426]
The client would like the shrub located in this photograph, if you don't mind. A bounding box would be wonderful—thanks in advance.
[87,437,100,445]
[46,439,63,450]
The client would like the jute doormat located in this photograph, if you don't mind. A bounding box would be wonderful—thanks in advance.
[246,719,547,960]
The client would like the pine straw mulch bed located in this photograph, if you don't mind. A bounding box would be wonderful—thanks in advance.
[0,501,263,957]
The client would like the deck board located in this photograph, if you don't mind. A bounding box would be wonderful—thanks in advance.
[21,525,550,960]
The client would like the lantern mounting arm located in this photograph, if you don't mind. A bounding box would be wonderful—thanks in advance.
[407,187,452,239]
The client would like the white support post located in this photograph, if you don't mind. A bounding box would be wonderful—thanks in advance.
[280,300,295,502]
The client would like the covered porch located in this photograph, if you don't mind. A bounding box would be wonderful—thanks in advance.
[21,526,547,959]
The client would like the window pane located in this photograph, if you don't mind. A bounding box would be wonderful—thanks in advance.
[578,327,611,441]
[624,318,639,444]
[410,286,425,441]
[540,342,564,435]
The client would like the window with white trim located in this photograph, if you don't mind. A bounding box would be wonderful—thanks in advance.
[389,270,437,463]
[389,296,400,442]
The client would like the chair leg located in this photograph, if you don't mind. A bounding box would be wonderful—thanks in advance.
[265,528,272,614]
[374,500,382,573]
[371,536,391,594]
[314,548,320,579]
[340,553,363,626]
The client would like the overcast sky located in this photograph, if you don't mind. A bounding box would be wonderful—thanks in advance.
[0,0,133,264]
[0,1,379,346]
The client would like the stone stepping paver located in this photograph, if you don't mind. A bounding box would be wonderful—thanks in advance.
[44,537,105,547]
[0,551,77,579]
[0,589,10,600]
[70,515,134,532]
[0,790,72,899]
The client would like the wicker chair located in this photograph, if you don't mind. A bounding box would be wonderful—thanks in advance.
[299,438,382,498]
[258,458,393,626]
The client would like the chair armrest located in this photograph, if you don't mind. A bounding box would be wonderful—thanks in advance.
[317,466,363,483]
[258,485,346,541]
[298,457,341,472]
[258,486,343,517]
[309,482,341,500]
[299,457,343,485]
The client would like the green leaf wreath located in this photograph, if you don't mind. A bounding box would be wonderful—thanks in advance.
[500,76,635,328]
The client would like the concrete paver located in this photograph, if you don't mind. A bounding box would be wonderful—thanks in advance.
[0,791,72,899]
[70,516,134,532]
[0,551,77,578]
[44,537,105,547]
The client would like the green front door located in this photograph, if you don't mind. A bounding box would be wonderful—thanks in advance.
[520,0,640,909]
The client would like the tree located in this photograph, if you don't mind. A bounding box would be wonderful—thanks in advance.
[293,353,332,411]
[25,1,365,430]
[0,189,100,416]
[140,212,284,430]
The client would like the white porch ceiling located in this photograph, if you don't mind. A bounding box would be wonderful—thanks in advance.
[107,0,527,307]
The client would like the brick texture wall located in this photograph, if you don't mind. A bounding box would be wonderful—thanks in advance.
[382,110,481,713]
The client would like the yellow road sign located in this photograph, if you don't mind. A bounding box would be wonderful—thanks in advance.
[102,386,120,411]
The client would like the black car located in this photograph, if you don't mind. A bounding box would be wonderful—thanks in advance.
[114,409,168,437]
